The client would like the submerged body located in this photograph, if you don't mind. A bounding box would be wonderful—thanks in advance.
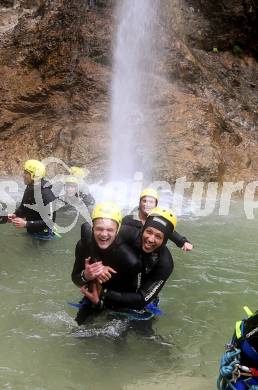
[71,221,141,324]
[72,206,179,326]
[102,224,174,310]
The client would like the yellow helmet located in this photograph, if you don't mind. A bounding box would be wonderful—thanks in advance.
[144,207,177,246]
[24,160,46,180]
[69,166,85,178]
[92,202,122,228]
[140,188,159,202]
[148,207,177,229]
[65,176,79,185]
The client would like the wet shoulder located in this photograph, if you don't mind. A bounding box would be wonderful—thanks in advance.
[75,239,89,259]
[118,224,141,248]
[122,214,142,229]
[41,179,56,202]
[158,245,174,270]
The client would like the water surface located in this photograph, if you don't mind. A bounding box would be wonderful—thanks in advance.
[1,203,257,389]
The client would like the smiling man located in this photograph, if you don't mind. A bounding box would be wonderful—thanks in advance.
[81,207,178,312]
[142,226,164,253]
[93,216,118,250]
[71,202,141,324]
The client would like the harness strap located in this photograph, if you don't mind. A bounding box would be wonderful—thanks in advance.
[235,321,242,339]
[243,306,254,318]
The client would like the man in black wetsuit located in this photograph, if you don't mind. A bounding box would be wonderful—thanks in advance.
[71,201,141,324]
[122,187,193,251]
[58,175,95,216]
[80,207,178,312]
[8,159,56,239]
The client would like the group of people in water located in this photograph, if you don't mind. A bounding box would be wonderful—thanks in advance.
[1,160,94,238]
[2,159,193,316]
[1,159,258,390]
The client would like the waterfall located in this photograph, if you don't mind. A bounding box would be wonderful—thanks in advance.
[110,0,160,181]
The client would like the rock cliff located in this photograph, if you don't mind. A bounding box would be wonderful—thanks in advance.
[0,0,257,182]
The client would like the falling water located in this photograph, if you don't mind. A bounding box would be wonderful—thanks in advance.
[111,0,160,180]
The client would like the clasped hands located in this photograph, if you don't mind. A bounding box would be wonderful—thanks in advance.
[80,257,116,305]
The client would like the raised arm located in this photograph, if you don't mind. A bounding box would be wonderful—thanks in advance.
[169,230,193,251]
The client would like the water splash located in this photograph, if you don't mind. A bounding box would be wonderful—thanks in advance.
[71,319,129,339]
[33,310,77,329]
[111,0,160,180]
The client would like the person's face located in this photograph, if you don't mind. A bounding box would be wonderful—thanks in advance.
[23,170,33,185]
[93,218,118,250]
[139,196,157,215]
[65,184,77,197]
[142,226,164,253]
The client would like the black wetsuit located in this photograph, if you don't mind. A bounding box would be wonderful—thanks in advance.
[72,223,174,321]
[101,225,174,310]
[60,191,95,210]
[71,222,141,324]
[80,192,95,207]
[72,222,140,292]
[0,214,8,224]
[122,214,189,248]
[0,202,8,224]
[15,179,56,234]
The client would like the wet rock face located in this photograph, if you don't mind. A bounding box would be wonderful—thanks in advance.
[0,0,15,7]
[0,0,112,177]
[158,0,258,182]
[0,0,257,183]
[182,0,258,55]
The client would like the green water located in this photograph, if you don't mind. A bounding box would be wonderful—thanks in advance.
[1,203,258,390]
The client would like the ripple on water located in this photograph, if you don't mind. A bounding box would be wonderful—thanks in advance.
[1,200,258,389]
[125,373,214,390]
[71,318,130,339]
[33,310,76,330]
[0,366,24,374]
